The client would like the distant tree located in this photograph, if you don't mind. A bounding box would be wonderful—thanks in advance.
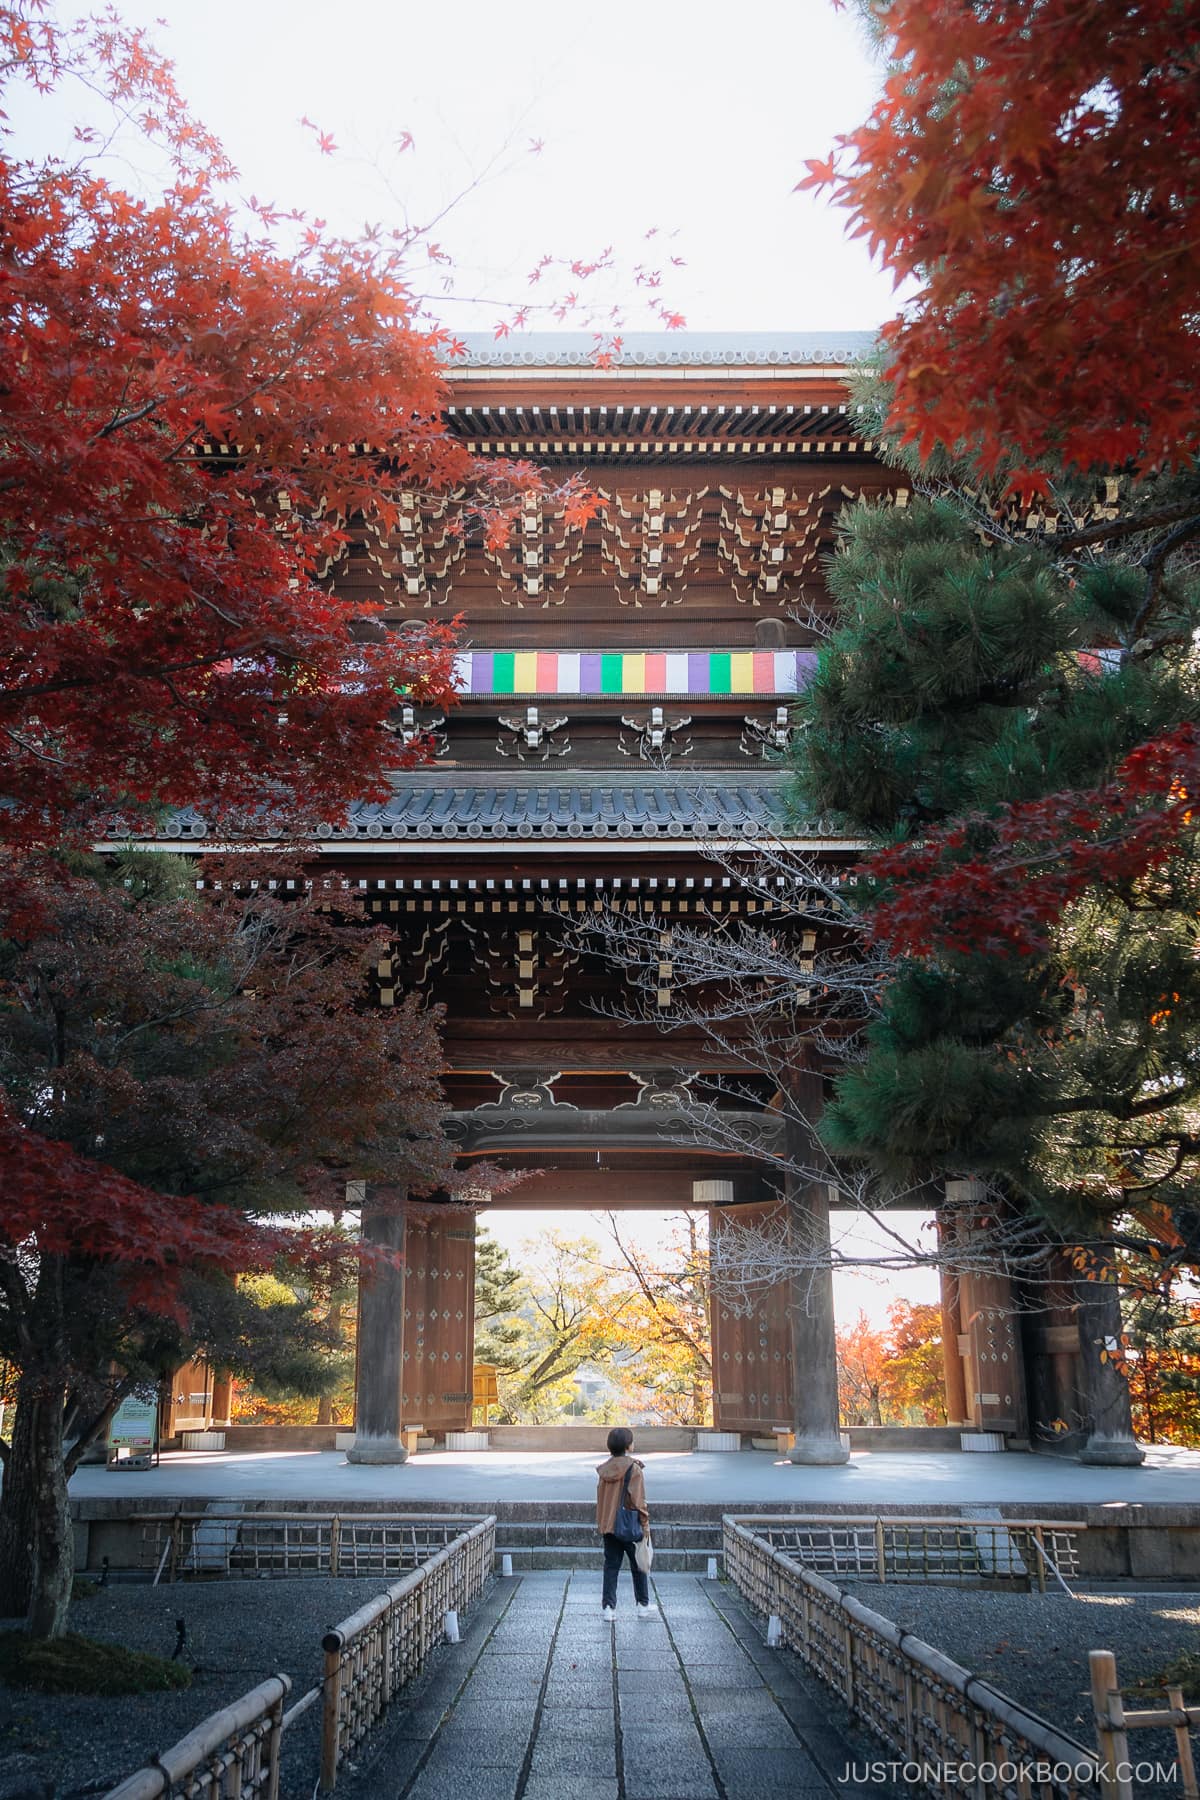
[230,1269,358,1428]
[879,1300,946,1425]
[602,1214,713,1426]
[473,1227,528,1376]
[1121,1283,1200,1448]
[491,1233,633,1423]
[836,1300,946,1426]
[836,1313,886,1426]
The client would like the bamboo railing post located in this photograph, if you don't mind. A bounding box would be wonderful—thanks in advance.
[1168,1686,1199,1800]
[1090,1649,1133,1800]
[264,1692,285,1800]
[381,1600,394,1708]
[329,1517,340,1579]
[874,1517,887,1583]
[1033,1526,1047,1593]
[170,1513,182,1583]
[320,1638,343,1792]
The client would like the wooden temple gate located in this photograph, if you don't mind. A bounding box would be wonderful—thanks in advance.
[156,333,1141,1465]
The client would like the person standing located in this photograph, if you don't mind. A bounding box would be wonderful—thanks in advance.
[595,1425,654,1620]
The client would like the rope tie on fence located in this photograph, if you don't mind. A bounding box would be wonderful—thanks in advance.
[149,1749,178,1800]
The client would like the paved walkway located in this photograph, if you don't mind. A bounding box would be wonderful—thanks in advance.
[348,1571,885,1800]
[75,1443,1200,1507]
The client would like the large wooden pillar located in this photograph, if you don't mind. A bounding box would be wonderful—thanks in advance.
[705,1184,793,1432]
[347,1186,409,1464]
[945,1179,1029,1442]
[401,1206,476,1435]
[1075,1268,1144,1465]
[1021,1250,1084,1444]
[783,1070,849,1464]
[209,1371,235,1428]
[935,1212,969,1426]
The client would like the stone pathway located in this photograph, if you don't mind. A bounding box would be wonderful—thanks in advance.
[347,1570,890,1800]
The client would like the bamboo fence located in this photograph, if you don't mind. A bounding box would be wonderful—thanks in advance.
[722,1512,1083,1589]
[1091,1649,1200,1800]
[105,1675,290,1800]
[723,1515,1101,1800]
[137,1509,486,1580]
[104,1514,495,1800]
[318,1514,495,1790]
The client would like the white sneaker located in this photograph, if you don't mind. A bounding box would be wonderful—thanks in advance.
[636,1603,657,1620]
[602,1606,616,1621]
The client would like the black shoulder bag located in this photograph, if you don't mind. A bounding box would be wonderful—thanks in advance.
[612,1462,643,1544]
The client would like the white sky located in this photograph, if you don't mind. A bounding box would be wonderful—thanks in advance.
[482,1207,939,1330]
[16,0,898,336]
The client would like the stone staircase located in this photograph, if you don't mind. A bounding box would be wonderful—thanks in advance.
[491,1504,1047,1583]
[491,1502,724,1572]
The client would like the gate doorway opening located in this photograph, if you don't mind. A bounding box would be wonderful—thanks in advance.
[829,1209,945,1429]
[473,1209,713,1429]
[470,1205,943,1434]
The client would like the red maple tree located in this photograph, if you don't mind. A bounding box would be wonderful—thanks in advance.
[803,0,1200,484]
[0,6,599,845]
[864,726,1200,960]
[800,1,1200,961]
[0,848,461,1635]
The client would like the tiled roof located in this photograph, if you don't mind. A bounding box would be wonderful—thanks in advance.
[148,774,828,843]
[315,772,795,841]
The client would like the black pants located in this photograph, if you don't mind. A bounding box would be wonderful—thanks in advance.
[602,1532,649,1608]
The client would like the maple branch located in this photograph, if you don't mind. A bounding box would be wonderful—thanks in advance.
[63,1382,129,1477]
[2,725,66,766]
[89,392,167,444]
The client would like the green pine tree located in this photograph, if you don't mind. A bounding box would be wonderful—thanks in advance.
[792,421,1200,1271]
[473,1227,527,1372]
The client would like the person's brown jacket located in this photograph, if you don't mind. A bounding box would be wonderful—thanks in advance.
[595,1453,649,1537]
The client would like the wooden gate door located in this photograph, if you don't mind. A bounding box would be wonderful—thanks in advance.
[709,1201,794,1433]
[400,1209,477,1434]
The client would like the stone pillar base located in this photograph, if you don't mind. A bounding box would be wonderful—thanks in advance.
[787,1434,851,1466]
[345,1436,409,1465]
[1079,1435,1145,1467]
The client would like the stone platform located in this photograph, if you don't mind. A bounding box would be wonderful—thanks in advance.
[71,1442,1200,1508]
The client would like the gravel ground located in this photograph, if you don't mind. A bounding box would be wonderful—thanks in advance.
[846,1583,1199,1783]
[0,1577,420,1799]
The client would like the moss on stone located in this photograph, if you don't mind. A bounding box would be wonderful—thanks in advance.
[0,1631,192,1695]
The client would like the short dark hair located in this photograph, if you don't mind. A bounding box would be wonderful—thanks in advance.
[607,1427,634,1456]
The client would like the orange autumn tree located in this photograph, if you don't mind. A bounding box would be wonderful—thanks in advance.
[837,1300,946,1426]
[1121,1280,1200,1449]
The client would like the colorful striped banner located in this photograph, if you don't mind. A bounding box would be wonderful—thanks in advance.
[451,649,817,697]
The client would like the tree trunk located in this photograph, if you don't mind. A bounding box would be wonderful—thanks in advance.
[316,1300,345,1426]
[0,1379,74,1636]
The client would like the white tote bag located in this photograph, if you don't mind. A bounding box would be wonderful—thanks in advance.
[634,1534,654,1573]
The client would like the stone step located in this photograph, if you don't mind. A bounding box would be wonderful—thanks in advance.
[489,1518,723,1550]
[495,1546,718,1573]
